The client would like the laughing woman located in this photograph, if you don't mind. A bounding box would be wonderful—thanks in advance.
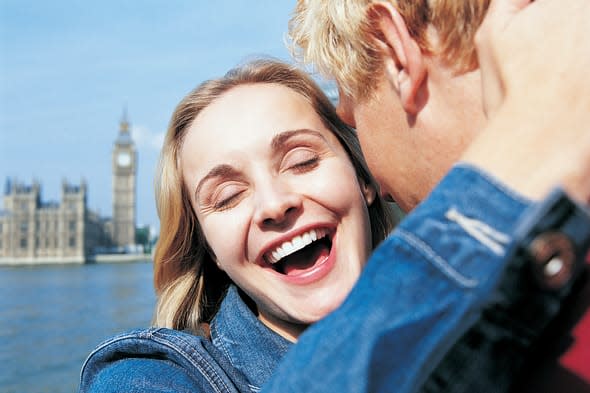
[79,59,396,393]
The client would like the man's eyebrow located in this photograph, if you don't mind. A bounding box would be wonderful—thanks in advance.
[270,129,327,151]
[195,164,240,201]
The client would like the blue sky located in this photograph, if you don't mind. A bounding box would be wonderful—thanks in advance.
[0,0,300,231]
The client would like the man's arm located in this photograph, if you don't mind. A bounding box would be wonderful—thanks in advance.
[263,1,590,392]
[263,164,531,393]
[421,188,590,393]
[467,0,590,202]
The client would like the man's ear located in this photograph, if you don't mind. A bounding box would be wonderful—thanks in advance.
[368,2,427,115]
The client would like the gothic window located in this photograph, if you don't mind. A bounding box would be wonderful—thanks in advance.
[69,236,76,248]
[20,238,27,248]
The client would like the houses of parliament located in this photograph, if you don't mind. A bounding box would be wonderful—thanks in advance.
[0,114,137,264]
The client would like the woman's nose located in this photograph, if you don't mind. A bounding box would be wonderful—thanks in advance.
[253,180,302,227]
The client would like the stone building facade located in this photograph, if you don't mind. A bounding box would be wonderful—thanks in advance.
[0,114,137,264]
[0,180,112,263]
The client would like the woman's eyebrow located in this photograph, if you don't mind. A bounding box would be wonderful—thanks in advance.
[195,164,240,201]
[270,129,327,151]
[195,130,327,200]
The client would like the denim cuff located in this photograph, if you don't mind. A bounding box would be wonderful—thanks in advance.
[417,166,588,393]
[402,163,584,336]
[397,163,531,299]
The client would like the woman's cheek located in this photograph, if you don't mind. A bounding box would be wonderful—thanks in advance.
[305,163,359,206]
[201,212,248,269]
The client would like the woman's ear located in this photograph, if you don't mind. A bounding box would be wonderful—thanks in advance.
[367,1,427,115]
[362,182,377,206]
[213,259,224,271]
[204,242,223,271]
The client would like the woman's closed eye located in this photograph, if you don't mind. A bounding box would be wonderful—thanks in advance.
[211,182,246,211]
[282,148,320,173]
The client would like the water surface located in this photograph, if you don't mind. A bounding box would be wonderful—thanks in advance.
[0,261,155,393]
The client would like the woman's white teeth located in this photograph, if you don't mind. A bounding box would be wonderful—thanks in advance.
[267,228,327,264]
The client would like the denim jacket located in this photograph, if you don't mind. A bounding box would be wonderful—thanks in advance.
[79,164,578,393]
[210,286,291,392]
[79,286,291,393]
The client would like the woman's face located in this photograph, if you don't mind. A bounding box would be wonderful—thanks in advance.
[181,83,374,341]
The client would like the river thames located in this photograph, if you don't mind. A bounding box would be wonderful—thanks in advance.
[0,261,156,393]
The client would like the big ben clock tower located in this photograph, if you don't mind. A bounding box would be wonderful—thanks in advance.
[112,110,137,249]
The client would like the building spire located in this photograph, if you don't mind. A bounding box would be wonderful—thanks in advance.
[120,105,130,134]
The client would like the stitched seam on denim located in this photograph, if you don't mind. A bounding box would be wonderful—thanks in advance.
[248,384,261,392]
[79,328,160,381]
[80,329,157,373]
[454,162,531,205]
[152,330,231,393]
[397,229,478,288]
[210,319,236,370]
[84,330,230,393]
[445,207,510,256]
[211,323,261,393]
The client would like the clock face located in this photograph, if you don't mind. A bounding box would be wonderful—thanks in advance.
[117,152,131,167]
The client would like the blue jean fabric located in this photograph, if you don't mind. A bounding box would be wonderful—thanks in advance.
[210,286,291,392]
[79,164,537,393]
[262,163,531,393]
[79,286,292,393]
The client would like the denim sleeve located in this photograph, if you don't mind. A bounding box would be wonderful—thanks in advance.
[262,163,531,393]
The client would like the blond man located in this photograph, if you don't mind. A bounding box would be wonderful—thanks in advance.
[289,0,493,211]
[289,0,590,209]
[274,0,590,392]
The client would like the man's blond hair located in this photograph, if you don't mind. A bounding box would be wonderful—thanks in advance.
[289,0,490,99]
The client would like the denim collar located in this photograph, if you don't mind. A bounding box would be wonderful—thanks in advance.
[210,285,292,391]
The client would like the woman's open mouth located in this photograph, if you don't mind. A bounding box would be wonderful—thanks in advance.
[263,228,334,279]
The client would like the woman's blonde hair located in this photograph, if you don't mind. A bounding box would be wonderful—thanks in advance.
[152,59,397,333]
[289,0,490,99]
